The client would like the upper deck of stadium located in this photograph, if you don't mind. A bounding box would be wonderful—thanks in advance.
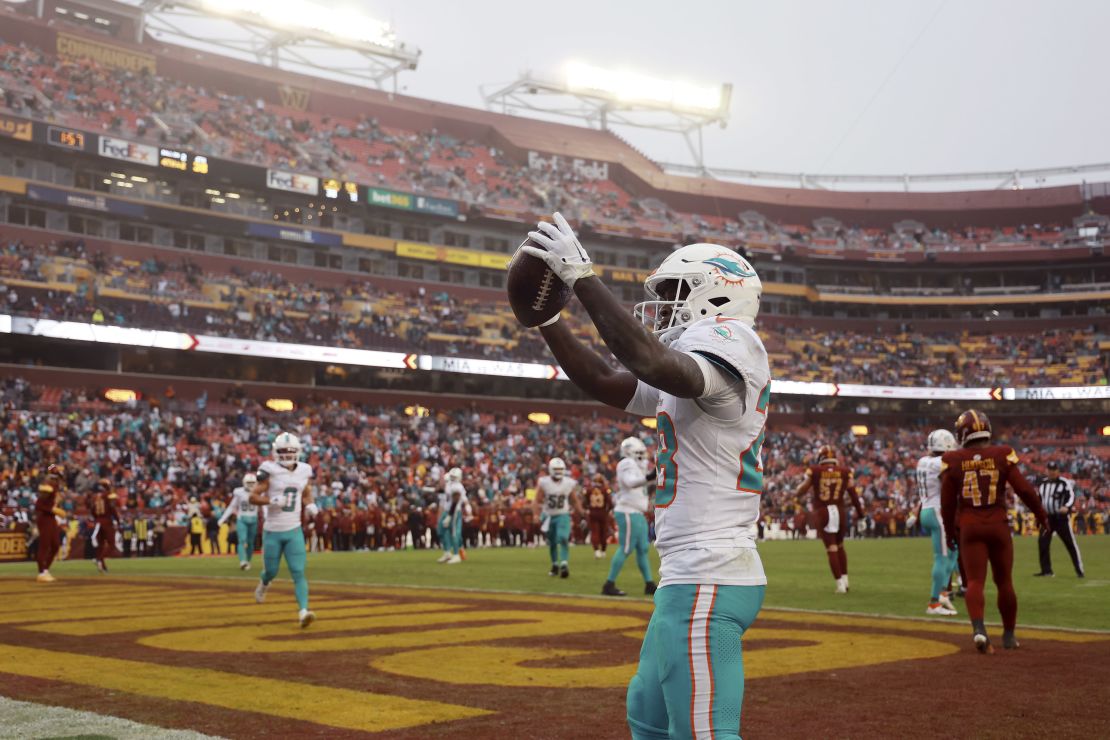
[2,3,1108,245]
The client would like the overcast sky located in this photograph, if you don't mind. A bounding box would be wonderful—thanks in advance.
[359,0,1105,178]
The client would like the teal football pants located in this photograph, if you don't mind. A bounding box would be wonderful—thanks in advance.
[628,583,765,740]
[236,518,258,564]
[921,507,959,601]
[440,512,463,555]
[546,513,571,565]
[608,511,652,584]
[261,528,309,610]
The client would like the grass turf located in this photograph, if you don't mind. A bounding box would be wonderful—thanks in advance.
[13,535,1108,631]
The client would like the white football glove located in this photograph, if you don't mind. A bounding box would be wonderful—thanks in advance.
[523,212,595,288]
[905,514,917,531]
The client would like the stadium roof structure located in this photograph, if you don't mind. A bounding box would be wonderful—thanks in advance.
[482,64,732,172]
[129,0,420,90]
[659,160,1110,193]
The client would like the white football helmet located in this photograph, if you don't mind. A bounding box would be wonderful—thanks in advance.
[273,432,302,467]
[243,473,257,488]
[548,457,567,480]
[447,467,463,483]
[635,243,762,346]
[927,429,957,453]
[620,437,647,461]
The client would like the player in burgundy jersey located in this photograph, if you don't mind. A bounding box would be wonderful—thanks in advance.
[89,479,120,574]
[585,473,613,558]
[940,409,1048,653]
[34,465,66,582]
[793,445,864,593]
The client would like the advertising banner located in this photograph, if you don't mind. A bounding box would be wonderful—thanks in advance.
[266,169,319,196]
[99,136,158,167]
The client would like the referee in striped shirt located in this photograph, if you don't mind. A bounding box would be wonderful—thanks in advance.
[1034,461,1085,578]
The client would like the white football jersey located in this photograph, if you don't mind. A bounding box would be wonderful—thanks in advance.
[614,457,650,515]
[257,460,313,532]
[915,455,943,510]
[443,481,469,524]
[539,475,576,516]
[626,317,770,587]
[230,486,258,520]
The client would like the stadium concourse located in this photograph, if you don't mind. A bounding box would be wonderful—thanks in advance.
[0,3,1109,738]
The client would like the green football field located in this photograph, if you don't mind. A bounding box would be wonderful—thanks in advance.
[17,535,1109,631]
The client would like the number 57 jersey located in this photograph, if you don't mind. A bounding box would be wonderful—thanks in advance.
[257,460,314,533]
[627,318,771,587]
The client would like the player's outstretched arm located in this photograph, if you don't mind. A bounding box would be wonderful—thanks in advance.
[573,276,705,399]
[525,213,704,400]
[538,319,638,409]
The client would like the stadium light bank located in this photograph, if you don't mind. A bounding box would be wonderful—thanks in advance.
[130,0,420,90]
[482,61,731,171]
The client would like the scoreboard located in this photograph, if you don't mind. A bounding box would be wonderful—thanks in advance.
[47,125,88,151]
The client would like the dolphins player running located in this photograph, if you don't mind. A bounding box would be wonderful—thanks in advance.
[535,457,583,578]
[249,432,318,628]
[219,473,260,571]
[602,437,657,597]
[523,213,769,739]
[909,429,960,616]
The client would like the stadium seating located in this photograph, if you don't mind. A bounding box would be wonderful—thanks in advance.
[0,41,1089,255]
[1,376,1107,544]
[3,235,1107,385]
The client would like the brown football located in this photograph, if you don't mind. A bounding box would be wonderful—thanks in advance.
[506,237,573,327]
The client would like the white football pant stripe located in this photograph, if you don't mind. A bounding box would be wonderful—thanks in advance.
[690,584,717,739]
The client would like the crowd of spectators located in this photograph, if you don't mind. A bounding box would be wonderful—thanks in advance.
[3,378,1108,561]
[4,236,1107,386]
[0,40,1097,253]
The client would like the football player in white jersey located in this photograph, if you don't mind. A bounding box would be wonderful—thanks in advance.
[248,432,318,628]
[218,473,260,571]
[438,467,469,564]
[524,213,769,739]
[908,429,960,616]
[603,437,657,597]
[535,458,583,578]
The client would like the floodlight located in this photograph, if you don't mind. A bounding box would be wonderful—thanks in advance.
[565,61,726,114]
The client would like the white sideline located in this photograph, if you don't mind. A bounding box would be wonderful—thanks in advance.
[0,696,224,739]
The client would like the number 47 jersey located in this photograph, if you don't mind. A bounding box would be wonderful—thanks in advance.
[626,317,771,587]
[257,460,314,533]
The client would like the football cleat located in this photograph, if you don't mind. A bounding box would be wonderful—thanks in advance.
[560,563,569,579]
[926,603,957,616]
[602,580,626,597]
[239,561,250,571]
[973,632,994,654]
[437,553,452,563]
[446,554,462,564]
[644,581,658,596]
[841,575,850,592]
[1033,571,1054,577]
[594,550,604,559]
[36,572,56,583]
[835,579,848,594]
[1002,631,1020,650]
[298,609,316,629]
[549,565,559,577]
[938,592,956,611]
[255,580,270,604]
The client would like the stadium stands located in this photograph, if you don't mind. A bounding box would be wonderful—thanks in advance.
[4,234,1107,385]
[2,377,1107,552]
[0,39,1100,255]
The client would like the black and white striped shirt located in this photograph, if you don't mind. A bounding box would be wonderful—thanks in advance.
[1037,477,1076,516]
